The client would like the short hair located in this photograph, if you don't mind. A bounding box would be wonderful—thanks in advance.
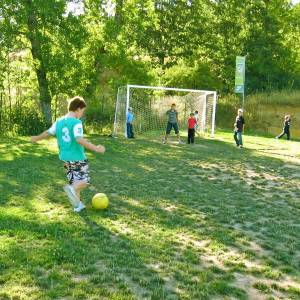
[68,96,87,112]
[171,103,176,106]
[195,110,198,114]
[190,112,194,116]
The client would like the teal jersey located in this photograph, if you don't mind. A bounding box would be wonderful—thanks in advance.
[48,116,86,161]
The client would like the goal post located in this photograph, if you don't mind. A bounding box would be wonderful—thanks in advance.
[113,84,217,138]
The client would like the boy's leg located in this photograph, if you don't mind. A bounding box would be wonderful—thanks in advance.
[72,160,90,212]
[129,123,133,138]
[286,129,290,140]
[73,180,88,199]
[64,162,81,207]
[238,132,243,146]
[130,124,134,138]
[277,131,285,139]
[126,123,130,138]
[234,131,239,146]
[195,125,200,136]
[64,160,89,211]
[174,123,182,142]
[164,122,171,142]
[187,129,191,144]
[191,129,195,144]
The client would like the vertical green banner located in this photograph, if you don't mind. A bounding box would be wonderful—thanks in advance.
[235,56,245,93]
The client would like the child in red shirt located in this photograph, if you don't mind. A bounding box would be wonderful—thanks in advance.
[187,113,197,144]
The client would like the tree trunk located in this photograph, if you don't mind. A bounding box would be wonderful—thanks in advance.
[25,0,52,126]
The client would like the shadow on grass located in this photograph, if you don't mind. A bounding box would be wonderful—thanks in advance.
[0,134,300,299]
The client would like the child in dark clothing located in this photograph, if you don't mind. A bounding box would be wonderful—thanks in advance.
[187,113,197,144]
[276,115,291,140]
[234,109,245,148]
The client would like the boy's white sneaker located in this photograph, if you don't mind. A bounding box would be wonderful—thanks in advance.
[178,140,185,144]
[74,202,86,213]
[63,185,81,207]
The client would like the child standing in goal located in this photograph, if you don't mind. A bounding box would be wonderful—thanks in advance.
[163,103,183,144]
[194,110,200,136]
[126,107,134,138]
[31,96,105,212]
[187,113,197,144]
[234,109,245,148]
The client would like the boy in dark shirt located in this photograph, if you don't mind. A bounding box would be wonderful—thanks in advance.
[187,113,197,144]
[163,103,183,144]
[276,115,291,140]
[234,109,245,148]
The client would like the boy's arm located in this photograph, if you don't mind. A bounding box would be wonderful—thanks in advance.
[31,121,56,143]
[76,137,105,153]
[31,130,51,143]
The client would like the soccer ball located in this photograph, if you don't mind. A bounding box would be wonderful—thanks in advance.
[92,193,109,209]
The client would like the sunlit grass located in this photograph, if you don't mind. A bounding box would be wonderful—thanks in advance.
[0,132,300,299]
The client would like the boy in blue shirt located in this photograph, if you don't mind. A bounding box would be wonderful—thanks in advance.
[126,107,134,138]
[31,96,105,212]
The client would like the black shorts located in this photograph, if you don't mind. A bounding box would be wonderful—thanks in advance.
[64,160,90,185]
[166,122,179,134]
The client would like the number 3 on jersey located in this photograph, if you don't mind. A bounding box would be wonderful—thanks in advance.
[62,127,71,143]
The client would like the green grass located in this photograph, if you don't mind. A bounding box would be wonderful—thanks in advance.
[1,132,300,299]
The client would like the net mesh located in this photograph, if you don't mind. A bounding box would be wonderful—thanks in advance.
[114,86,216,137]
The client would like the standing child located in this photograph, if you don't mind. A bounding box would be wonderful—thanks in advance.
[163,103,182,144]
[126,107,134,138]
[276,115,291,140]
[187,113,197,144]
[234,109,245,148]
[31,96,105,212]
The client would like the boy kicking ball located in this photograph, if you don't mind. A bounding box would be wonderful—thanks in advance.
[31,96,105,212]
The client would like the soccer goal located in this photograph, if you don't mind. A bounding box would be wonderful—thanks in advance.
[113,85,217,138]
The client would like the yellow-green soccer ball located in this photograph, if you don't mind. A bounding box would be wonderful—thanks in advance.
[92,193,109,209]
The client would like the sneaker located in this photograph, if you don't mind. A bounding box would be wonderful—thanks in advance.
[162,140,167,144]
[63,185,81,208]
[74,202,86,213]
[178,140,185,144]
[239,145,243,149]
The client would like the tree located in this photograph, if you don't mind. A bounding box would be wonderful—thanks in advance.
[0,0,88,125]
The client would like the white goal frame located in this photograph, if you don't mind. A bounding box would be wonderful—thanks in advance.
[113,84,217,137]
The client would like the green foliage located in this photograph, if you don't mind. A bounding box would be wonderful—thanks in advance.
[162,60,223,91]
[2,106,46,136]
[0,0,299,134]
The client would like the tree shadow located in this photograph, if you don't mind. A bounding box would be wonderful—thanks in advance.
[1,134,300,299]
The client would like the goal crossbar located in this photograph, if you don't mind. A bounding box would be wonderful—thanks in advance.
[127,84,215,94]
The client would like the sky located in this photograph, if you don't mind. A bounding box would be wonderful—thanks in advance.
[65,0,300,16]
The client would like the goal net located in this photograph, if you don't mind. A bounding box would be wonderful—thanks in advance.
[113,85,217,138]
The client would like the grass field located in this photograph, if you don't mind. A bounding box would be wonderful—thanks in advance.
[0,132,300,300]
